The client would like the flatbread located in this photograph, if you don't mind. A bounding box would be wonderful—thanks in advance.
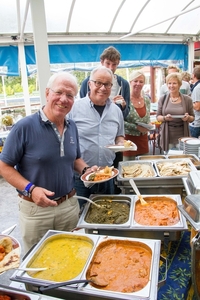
[0,247,20,273]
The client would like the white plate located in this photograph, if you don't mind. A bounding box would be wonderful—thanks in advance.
[171,115,185,118]
[136,122,155,130]
[105,144,137,152]
[81,168,119,184]
[185,139,200,145]
[0,234,21,275]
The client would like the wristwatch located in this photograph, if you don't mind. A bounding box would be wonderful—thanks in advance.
[17,182,35,197]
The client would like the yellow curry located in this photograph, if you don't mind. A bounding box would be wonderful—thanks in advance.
[27,237,93,281]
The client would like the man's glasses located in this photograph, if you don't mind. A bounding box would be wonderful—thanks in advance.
[49,88,74,101]
[90,80,113,89]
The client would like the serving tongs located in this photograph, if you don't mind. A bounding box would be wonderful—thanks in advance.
[129,179,148,205]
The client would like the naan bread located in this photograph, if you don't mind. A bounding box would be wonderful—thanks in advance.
[0,247,20,273]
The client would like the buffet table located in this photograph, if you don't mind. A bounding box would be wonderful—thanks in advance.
[5,230,193,300]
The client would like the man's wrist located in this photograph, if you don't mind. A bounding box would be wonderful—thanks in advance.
[81,166,90,175]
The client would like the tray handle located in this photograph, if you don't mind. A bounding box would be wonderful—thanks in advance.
[158,255,167,288]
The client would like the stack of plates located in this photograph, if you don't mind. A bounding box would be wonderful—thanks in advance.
[184,139,200,156]
[178,137,196,151]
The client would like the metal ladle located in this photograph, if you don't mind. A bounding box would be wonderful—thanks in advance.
[73,196,102,208]
[129,179,148,205]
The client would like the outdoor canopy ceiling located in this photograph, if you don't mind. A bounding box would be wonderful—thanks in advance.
[0,0,200,45]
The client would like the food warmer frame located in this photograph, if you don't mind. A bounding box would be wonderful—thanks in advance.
[77,194,188,241]
[10,230,162,300]
[116,158,197,195]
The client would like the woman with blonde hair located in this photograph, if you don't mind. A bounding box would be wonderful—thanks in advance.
[157,72,194,153]
[123,70,151,160]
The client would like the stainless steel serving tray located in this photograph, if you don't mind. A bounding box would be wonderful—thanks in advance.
[77,195,133,229]
[11,230,100,287]
[131,194,187,231]
[80,235,161,300]
[10,231,161,300]
[137,155,166,160]
[117,160,157,181]
[154,158,196,178]
[78,195,188,241]
[178,195,200,231]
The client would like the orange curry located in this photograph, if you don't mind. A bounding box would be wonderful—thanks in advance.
[86,239,152,293]
[134,196,179,226]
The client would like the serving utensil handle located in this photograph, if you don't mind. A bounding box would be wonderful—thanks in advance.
[39,279,91,292]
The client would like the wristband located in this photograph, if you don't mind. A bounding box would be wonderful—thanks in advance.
[81,166,90,175]
[25,182,35,192]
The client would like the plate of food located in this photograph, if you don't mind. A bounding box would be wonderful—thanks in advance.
[105,140,137,152]
[81,166,119,184]
[0,234,21,274]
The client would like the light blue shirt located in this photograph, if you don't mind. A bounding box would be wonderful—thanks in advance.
[69,95,124,166]
[190,83,200,127]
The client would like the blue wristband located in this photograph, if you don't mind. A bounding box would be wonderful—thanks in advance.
[25,182,34,192]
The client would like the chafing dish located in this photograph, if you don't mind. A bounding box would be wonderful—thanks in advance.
[78,195,133,229]
[154,158,196,178]
[167,154,200,169]
[10,230,162,300]
[178,195,200,231]
[182,171,200,195]
[137,154,166,160]
[77,194,188,241]
[118,160,157,181]
[178,196,200,300]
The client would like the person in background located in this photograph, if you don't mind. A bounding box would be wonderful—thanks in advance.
[189,66,200,138]
[80,46,130,119]
[160,64,191,97]
[0,72,97,253]
[181,71,193,90]
[123,70,151,161]
[157,72,194,153]
[69,66,125,207]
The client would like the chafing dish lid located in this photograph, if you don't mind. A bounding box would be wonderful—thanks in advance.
[187,171,200,190]
[178,195,200,231]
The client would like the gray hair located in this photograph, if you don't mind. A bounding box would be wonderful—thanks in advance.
[166,72,182,86]
[47,72,78,94]
[89,66,114,83]
[129,70,146,83]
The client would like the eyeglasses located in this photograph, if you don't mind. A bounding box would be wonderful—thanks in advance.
[49,88,74,101]
[90,80,113,89]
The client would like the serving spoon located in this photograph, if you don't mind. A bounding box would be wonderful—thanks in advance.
[73,195,102,208]
[39,278,107,292]
[129,179,148,205]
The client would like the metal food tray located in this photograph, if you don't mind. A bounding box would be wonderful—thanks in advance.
[137,155,166,160]
[131,194,187,230]
[154,158,197,178]
[77,195,133,229]
[10,231,161,300]
[80,235,161,300]
[167,154,200,169]
[79,195,188,241]
[11,231,100,287]
[117,160,157,181]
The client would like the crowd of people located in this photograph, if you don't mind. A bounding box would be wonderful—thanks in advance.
[0,45,199,253]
